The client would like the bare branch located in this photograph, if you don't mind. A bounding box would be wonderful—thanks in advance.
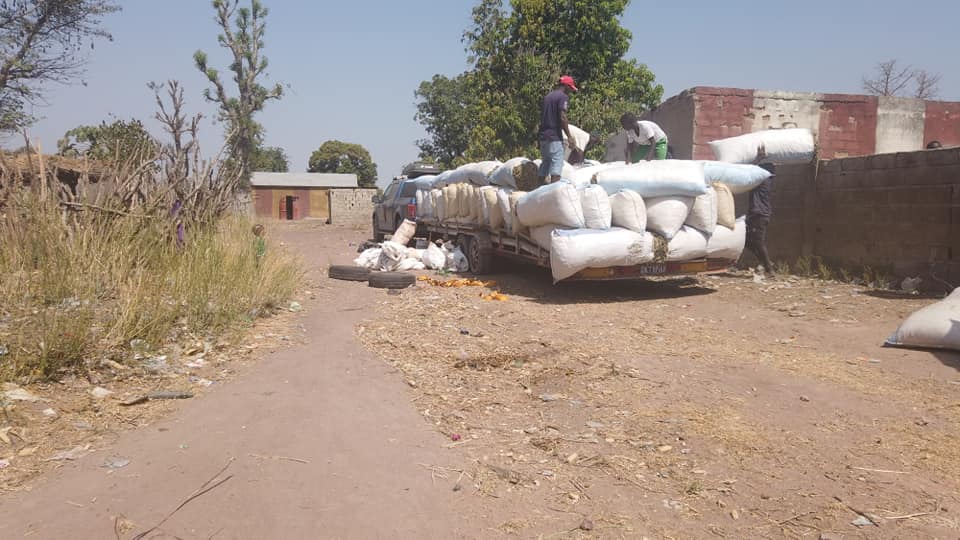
[861,59,914,97]
[913,69,942,100]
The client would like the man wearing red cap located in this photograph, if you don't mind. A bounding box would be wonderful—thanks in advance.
[538,75,579,184]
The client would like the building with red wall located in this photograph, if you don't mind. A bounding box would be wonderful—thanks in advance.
[604,87,960,161]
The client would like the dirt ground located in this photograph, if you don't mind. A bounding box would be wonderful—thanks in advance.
[1,222,958,539]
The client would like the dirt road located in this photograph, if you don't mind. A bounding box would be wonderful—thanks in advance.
[2,222,959,539]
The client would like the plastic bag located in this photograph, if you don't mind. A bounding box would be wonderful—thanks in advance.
[422,243,447,270]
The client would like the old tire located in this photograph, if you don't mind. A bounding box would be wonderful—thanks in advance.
[368,272,416,290]
[465,233,494,274]
[328,265,371,282]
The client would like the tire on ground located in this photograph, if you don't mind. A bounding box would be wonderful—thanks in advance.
[328,265,371,282]
[368,272,416,290]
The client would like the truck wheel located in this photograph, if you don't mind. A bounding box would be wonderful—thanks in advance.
[329,265,371,282]
[368,272,416,290]
[372,215,385,242]
[465,233,494,274]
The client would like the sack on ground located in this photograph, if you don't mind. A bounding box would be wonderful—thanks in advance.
[447,246,470,273]
[609,190,647,233]
[701,161,773,194]
[354,248,382,269]
[685,187,718,235]
[392,219,417,246]
[397,258,426,271]
[378,241,407,271]
[579,184,612,229]
[666,226,709,261]
[706,217,746,260]
[489,157,539,190]
[550,228,653,282]
[886,288,960,351]
[708,128,815,164]
[422,243,447,270]
[594,160,708,198]
[714,183,735,228]
[645,196,693,240]
[516,181,585,229]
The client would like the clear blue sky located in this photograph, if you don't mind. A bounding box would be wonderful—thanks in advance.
[8,0,959,188]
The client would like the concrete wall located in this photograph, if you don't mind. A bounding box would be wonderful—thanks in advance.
[329,188,377,227]
[875,97,926,154]
[760,148,960,289]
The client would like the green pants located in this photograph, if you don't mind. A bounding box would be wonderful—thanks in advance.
[632,138,668,161]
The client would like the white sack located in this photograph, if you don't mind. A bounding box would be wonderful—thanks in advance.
[685,187,718,235]
[422,243,447,270]
[709,128,815,164]
[497,189,514,233]
[443,161,501,186]
[414,175,438,191]
[457,183,473,218]
[441,185,457,221]
[516,181,585,229]
[609,190,647,233]
[448,247,470,273]
[529,224,566,250]
[886,288,960,351]
[707,217,746,261]
[701,161,773,194]
[354,248,382,269]
[416,190,430,218]
[594,160,708,198]
[489,157,539,190]
[508,191,527,235]
[532,159,578,181]
[404,248,425,261]
[479,187,503,229]
[645,196,693,240]
[579,184,612,229]
[378,241,408,271]
[563,124,592,160]
[391,219,417,246]
[666,226,709,261]
[714,183,735,229]
[397,258,426,271]
[550,228,653,282]
[570,161,626,186]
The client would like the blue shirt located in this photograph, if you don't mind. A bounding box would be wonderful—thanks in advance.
[538,89,569,142]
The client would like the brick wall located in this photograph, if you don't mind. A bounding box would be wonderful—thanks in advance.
[329,188,377,226]
[763,148,960,289]
[925,101,960,147]
[817,94,878,158]
[691,87,756,159]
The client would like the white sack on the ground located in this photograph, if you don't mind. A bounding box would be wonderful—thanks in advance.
[709,128,815,164]
[714,183,735,229]
[378,241,407,271]
[447,246,470,273]
[666,226,709,261]
[422,243,446,270]
[550,228,653,282]
[441,161,501,186]
[701,161,773,194]
[886,288,960,351]
[579,184,612,229]
[609,190,647,233]
[706,217,746,260]
[354,248,382,269]
[397,259,426,271]
[516,181,585,229]
[645,196,693,240]
[594,160,708,198]
[391,219,416,246]
[685,187,718,235]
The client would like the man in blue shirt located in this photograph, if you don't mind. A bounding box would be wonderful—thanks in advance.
[538,75,579,185]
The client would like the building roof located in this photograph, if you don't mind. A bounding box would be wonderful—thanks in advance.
[250,172,358,188]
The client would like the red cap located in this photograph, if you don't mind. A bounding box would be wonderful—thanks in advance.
[559,75,578,92]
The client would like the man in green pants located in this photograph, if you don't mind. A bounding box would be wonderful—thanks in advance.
[620,112,668,162]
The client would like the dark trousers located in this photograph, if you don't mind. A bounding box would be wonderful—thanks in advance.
[746,215,773,271]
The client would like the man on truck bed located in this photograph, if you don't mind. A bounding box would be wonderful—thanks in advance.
[538,75,579,184]
[746,144,775,274]
[620,113,668,162]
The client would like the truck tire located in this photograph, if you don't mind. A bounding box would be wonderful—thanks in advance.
[368,272,417,290]
[372,214,385,242]
[464,232,495,274]
[328,265,371,282]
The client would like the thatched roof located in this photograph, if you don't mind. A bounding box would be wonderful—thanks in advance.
[0,152,110,185]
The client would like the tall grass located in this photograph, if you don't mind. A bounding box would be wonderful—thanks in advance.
[0,190,301,381]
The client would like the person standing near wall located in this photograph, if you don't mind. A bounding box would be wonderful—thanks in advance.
[538,75,579,184]
[620,113,668,162]
[746,145,775,274]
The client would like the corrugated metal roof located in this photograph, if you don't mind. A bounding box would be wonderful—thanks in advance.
[250,172,358,188]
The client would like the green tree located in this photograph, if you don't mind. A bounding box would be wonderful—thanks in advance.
[250,145,289,172]
[194,0,283,184]
[415,0,663,165]
[57,119,158,161]
[308,140,378,188]
[0,0,120,132]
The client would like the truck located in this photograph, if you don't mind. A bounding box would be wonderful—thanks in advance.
[371,162,443,241]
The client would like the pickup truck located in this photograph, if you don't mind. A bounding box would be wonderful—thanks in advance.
[372,162,443,241]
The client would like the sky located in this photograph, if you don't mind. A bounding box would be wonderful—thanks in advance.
[7,0,959,188]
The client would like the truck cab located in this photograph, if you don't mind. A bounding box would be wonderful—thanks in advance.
[372,161,444,241]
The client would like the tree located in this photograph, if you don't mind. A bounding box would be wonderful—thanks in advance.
[0,0,120,132]
[250,145,288,172]
[194,0,283,183]
[415,0,663,166]
[57,118,158,161]
[862,59,942,99]
[308,140,377,187]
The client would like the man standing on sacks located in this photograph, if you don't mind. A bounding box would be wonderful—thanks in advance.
[538,75,579,185]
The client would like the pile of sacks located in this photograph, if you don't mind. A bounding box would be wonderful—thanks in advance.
[414,128,814,282]
[355,240,469,273]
